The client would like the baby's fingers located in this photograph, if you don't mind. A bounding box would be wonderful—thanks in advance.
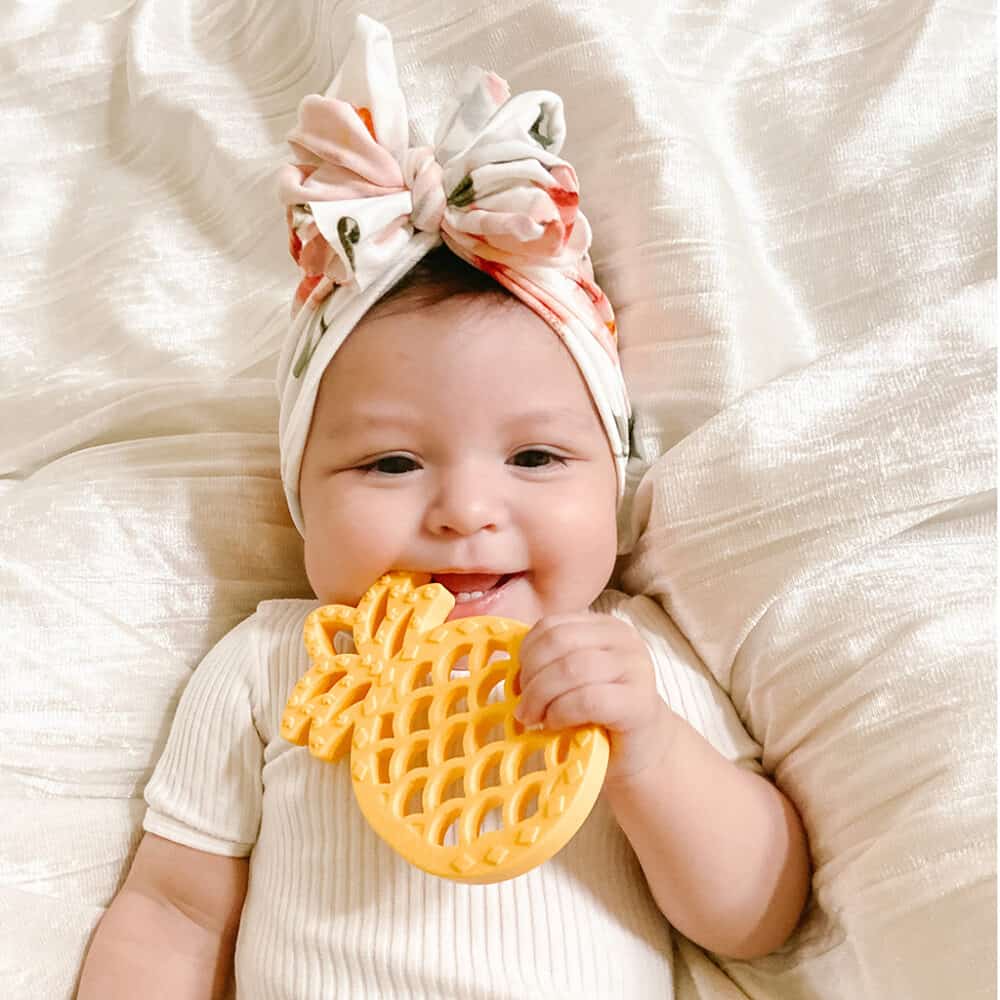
[537,683,644,733]
[515,650,624,726]
[519,614,632,672]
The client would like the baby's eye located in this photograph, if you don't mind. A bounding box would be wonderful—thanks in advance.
[360,455,420,475]
[510,449,567,469]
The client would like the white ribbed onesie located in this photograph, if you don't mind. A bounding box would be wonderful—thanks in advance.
[143,590,761,1000]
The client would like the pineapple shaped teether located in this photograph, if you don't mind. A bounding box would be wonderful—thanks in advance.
[280,572,609,883]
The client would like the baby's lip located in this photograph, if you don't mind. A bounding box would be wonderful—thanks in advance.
[431,572,509,594]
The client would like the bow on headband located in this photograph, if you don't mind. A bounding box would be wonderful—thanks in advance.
[276,15,631,536]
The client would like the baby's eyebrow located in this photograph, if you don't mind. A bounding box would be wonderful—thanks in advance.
[498,407,596,433]
[339,409,420,429]
[332,406,595,434]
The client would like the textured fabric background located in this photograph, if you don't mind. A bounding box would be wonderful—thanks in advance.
[0,1,995,998]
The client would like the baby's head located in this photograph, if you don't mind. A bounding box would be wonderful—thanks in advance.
[275,16,631,624]
[297,248,619,625]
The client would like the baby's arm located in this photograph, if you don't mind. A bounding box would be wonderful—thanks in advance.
[601,714,810,959]
[77,833,247,1000]
[517,609,810,960]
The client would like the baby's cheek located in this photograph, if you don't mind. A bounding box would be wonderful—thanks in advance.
[530,538,603,615]
[320,502,414,599]
[302,515,361,602]
[303,531,339,594]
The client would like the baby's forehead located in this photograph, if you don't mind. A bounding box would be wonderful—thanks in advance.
[312,305,603,437]
[320,293,589,394]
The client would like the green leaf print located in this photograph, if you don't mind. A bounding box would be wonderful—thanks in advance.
[337,216,361,272]
[447,174,475,208]
[529,110,554,149]
[293,312,330,380]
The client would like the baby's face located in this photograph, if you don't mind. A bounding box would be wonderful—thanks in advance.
[298,294,618,624]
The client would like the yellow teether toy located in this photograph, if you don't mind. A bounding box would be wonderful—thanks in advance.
[280,572,609,883]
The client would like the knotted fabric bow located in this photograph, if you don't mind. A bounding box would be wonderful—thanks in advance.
[277,15,631,535]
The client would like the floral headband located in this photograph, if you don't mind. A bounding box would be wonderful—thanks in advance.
[276,14,631,535]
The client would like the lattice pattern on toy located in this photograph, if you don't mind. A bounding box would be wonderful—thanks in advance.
[281,572,609,883]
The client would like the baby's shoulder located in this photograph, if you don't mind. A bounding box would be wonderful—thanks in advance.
[253,596,322,622]
[245,597,323,652]
[207,599,322,714]
[590,587,665,624]
[590,589,692,671]
[199,599,320,669]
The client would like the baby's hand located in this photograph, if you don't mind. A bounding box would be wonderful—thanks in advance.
[514,613,672,783]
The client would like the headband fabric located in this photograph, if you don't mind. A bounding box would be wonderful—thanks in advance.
[277,15,630,534]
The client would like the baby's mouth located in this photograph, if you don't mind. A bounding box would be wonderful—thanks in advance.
[431,572,515,604]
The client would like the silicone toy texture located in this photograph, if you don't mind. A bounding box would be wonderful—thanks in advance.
[281,571,609,882]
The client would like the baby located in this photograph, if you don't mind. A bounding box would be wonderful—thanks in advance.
[78,17,809,1000]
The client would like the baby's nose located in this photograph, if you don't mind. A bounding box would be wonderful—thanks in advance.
[425,468,504,536]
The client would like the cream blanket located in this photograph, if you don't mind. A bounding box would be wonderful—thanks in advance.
[0,2,994,998]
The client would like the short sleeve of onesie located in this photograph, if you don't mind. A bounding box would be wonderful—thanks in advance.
[143,612,265,857]
[592,590,762,773]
